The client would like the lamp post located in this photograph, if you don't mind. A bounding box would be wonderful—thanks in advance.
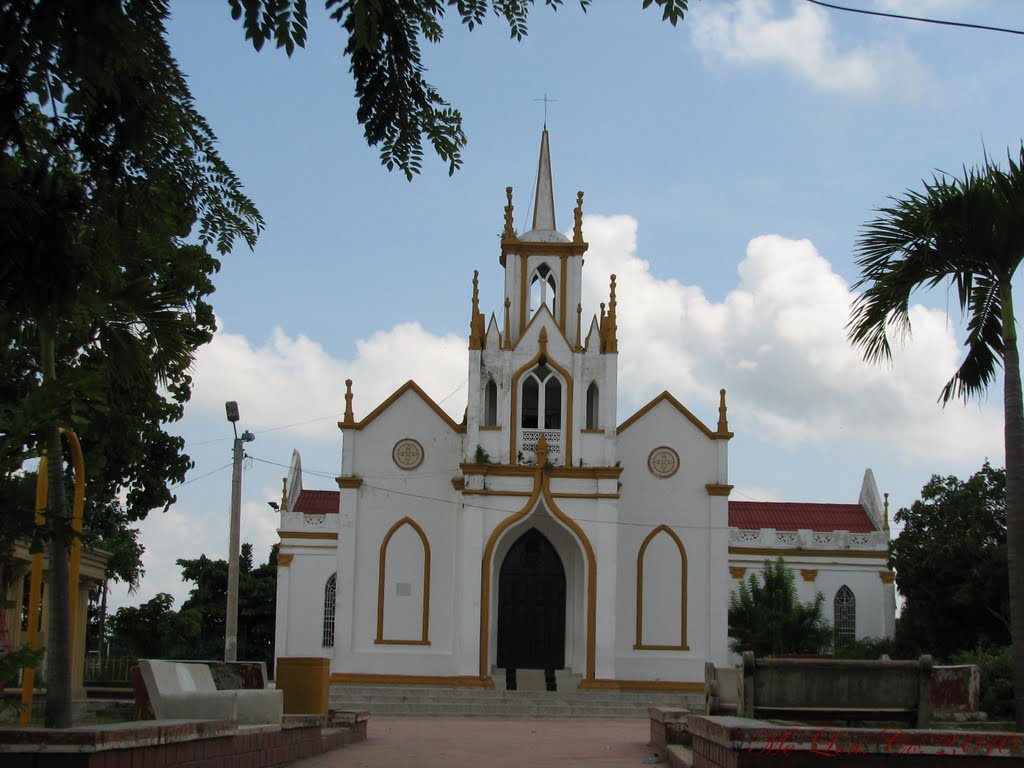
[225,401,255,662]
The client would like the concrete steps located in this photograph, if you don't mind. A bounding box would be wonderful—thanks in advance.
[328,683,704,719]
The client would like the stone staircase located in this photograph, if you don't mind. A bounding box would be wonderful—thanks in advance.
[329,673,704,718]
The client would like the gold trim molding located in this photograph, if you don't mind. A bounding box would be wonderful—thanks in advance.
[277,531,338,540]
[705,484,733,497]
[331,673,492,688]
[879,570,895,584]
[336,476,363,489]
[729,546,887,560]
[578,679,704,693]
[800,569,818,582]
[277,553,294,567]
[729,566,746,579]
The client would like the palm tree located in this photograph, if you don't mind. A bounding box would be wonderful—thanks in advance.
[847,147,1024,728]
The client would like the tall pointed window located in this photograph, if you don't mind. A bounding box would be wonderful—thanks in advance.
[586,382,599,429]
[520,363,561,430]
[483,380,498,426]
[323,573,337,648]
[529,264,557,317]
[834,585,855,648]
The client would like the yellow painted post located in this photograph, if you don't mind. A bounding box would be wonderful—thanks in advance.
[64,430,85,652]
[20,457,48,726]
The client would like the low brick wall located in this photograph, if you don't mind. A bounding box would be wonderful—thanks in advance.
[688,714,1024,767]
[0,712,368,768]
[649,707,691,751]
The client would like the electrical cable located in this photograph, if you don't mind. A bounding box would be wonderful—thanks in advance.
[805,0,1024,36]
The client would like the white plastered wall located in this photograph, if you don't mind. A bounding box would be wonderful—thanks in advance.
[333,388,464,676]
[614,398,729,681]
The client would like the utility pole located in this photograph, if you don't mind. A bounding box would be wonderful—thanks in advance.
[225,401,254,662]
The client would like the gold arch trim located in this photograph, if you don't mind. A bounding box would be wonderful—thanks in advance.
[478,469,597,680]
[376,516,432,646]
[634,524,688,651]
[353,380,464,434]
[617,391,729,440]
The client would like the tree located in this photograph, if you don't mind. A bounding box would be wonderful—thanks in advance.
[176,544,278,669]
[847,147,1024,728]
[230,0,692,178]
[0,2,262,727]
[890,462,1009,659]
[728,557,832,657]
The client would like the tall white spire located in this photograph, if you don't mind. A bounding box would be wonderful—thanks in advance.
[532,129,556,232]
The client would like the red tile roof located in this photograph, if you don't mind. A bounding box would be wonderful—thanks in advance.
[728,502,875,533]
[293,490,340,515]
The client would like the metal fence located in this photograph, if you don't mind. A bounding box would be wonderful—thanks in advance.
[83,656,133,683]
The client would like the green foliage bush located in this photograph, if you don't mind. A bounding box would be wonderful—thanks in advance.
[951,644,1015,720]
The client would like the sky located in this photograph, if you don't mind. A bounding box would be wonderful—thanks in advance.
[107,0,1024,611]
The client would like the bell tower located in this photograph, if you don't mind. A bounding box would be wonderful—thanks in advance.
[465,130,619,468]
[499,129,590,346]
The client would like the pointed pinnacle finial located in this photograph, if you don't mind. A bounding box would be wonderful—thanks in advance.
[469,271,484,350]
[883,492,890,531]
[575,303,583,351]
[342,379,355,426]
[717,389,729,435]
[280,477,288,512]
[532,130,556,232]
[503,186,516,240]
[503,297,513,350]
[573,191,585,244]
[603,275,618,353]
[539,326,549,355]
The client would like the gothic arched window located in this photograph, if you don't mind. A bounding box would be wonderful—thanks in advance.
[833,585,855,648]
[529,263,557,317]
[520,363,561,430]
[322,573,337,648]
[586,382,599,429]
[483,380,498,426]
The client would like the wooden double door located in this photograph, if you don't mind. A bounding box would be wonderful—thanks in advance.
[496,528,566,672]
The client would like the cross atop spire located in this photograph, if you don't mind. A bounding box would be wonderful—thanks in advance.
[532,129,556,232]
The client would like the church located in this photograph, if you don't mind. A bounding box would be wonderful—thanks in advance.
[273,131,896,692]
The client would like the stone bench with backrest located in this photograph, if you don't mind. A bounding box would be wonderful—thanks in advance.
[138,659,283,725]
[740,651,933,728]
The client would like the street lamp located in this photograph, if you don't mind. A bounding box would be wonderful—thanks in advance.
[225,401,255,662]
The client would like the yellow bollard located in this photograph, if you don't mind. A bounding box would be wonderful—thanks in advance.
[18,429,86,726]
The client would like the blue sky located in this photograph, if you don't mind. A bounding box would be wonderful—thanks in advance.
[108,0,1024,610]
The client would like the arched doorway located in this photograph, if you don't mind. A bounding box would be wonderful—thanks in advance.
[496,528,565,689]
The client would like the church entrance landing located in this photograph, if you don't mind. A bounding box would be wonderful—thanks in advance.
[496,528,565,690]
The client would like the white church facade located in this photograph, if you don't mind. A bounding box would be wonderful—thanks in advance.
[273,132,896,691]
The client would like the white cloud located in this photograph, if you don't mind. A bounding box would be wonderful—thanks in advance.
[187,321,468,441]
[690,0,925,96]
[580,215,1002,463]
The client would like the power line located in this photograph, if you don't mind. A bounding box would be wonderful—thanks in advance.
[169,462,233,490]
[805,0,1024,36]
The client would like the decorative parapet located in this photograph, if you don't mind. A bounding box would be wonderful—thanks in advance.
[728,528,888,552]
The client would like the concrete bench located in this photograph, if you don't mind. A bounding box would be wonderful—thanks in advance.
[741,651,933,728]
[704,663,740,715]
[138,659,283,725]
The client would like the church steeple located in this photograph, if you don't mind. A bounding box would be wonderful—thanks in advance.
[532,129,556,233]
[499,131,589,346]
